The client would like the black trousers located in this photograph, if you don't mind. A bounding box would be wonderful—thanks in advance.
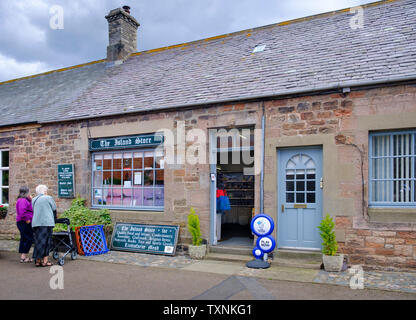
[16,221,34,254]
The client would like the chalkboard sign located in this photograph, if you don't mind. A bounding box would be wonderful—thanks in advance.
[58,164,75,198]
[111,223,179,256]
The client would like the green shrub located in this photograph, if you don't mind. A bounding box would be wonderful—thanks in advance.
[318,214,338,256]
[53,196,112,232]
[187,207,203,246]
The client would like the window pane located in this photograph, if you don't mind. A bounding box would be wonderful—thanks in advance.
[155,150,164,169]
[372,135,389,157]
[93,189,104,205]
[307,193,315,203]
[143,188,154,206]
[155,188,164,206]
[372,181,392,202]
[296,193,305,203]
[123,153,132,169]
[144,151,154,169]
[113,153,122,170]
[372,158,391,180]
[144,170,154,186]
[1,188,8,205]
[286,193,294,203]
[1,151,9,168]
[133,171,143,185]
[2,170,8,187]
[155,170,164,186]
[133,152,143,169]
[123,171,132,187]
[123,188,133,206]
[286,181,294,192]
[103,154,112,170]
[93,171,103,188]
[103,171,111,185]
[307,181,315,191]
[133,188,143,206]
[393,134,412,156]
[296,181,305,192]
[113,171,122,186]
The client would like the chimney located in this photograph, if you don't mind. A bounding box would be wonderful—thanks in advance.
[105,6,140,62]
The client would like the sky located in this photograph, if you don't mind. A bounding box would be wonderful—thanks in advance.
[0,0,377,82]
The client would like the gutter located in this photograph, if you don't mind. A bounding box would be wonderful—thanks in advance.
[39,75,416,125]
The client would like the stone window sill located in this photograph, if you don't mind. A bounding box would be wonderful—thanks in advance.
[368,207,416,224]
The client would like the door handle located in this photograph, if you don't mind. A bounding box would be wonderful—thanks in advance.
[281,204,285,213]
[320,178,323,189]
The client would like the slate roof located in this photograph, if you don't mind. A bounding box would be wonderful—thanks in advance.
[1,0,416,126]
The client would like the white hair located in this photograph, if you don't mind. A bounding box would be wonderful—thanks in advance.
[35,185,48,195]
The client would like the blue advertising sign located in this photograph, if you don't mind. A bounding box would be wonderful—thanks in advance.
[250,214,274,237]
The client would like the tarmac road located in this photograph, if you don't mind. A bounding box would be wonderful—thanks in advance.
[0,251,415,300]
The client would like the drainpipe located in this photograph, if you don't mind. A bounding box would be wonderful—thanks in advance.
[260,102,265,214]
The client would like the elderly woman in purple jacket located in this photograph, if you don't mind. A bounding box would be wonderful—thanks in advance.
[16,186,34,263]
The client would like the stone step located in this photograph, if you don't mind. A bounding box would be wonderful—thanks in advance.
[274,249,322,262]
[208,245,252,256]
[205,253,253,263]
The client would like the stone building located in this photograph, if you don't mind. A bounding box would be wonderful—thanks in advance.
[1,0,416,270]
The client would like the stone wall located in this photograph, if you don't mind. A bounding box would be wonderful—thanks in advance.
[263,84,416,270]
[2,83,416,270]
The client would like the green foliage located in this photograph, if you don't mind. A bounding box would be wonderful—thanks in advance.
[53,196,112,232]
[0,204,7,219]
[187,207,203,246]
[318,214,338,256]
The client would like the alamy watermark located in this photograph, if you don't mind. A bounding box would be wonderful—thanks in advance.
[349,265,364,289]
[49,5,64,30]
[49,265,64,290]
[350,6,364,30]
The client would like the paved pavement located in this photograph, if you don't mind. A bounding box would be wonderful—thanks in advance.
[1,251,415,300]
[1,240,416,298]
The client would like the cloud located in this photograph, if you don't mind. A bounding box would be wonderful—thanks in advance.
[0,0,378,82]
[0,53,49,81]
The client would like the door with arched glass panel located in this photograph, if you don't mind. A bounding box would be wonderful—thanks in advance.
[277,147,323,250]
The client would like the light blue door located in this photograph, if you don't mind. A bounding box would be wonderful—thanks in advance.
[277,147,323,250]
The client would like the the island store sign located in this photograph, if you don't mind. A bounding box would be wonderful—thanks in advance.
[89,134,164,151]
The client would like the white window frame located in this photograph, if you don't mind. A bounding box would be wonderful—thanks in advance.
[0,149,9,206]
[91,148,164,211]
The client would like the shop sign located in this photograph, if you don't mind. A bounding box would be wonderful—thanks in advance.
[111,222,179,256]
[89,134,163,151]
[58,164,75,198]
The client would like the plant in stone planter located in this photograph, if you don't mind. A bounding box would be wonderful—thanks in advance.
[0,205,8,220]
[187,207,206,259]
[318,214,344,272]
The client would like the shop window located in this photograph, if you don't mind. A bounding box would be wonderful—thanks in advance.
[0,150,9,205]
[369,130,416,206]
[92,149,164,210]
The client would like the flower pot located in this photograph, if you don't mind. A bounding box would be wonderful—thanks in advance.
[322,254,344,272]
[188,244,206,260]
[0,210,7,220]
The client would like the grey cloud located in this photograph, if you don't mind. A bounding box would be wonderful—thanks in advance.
[0,0,376,82]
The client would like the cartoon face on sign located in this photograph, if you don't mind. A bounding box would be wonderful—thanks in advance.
[253,217,271,236]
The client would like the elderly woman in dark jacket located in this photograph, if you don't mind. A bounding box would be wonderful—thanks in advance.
[32,185,57,267]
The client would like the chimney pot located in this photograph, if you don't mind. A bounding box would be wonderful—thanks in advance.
[122,6,131,14]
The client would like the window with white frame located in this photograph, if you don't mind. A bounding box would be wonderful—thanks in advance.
[0,150,9,205]
[92,149,164,210]
[369,130,416,206]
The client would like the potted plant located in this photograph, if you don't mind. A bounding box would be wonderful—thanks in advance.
[0,205,8,220]
[318,214,344,272]
[187,207,206,259]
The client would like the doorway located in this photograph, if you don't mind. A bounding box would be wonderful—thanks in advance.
[216,152,254,247]
[277,147,323,250]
